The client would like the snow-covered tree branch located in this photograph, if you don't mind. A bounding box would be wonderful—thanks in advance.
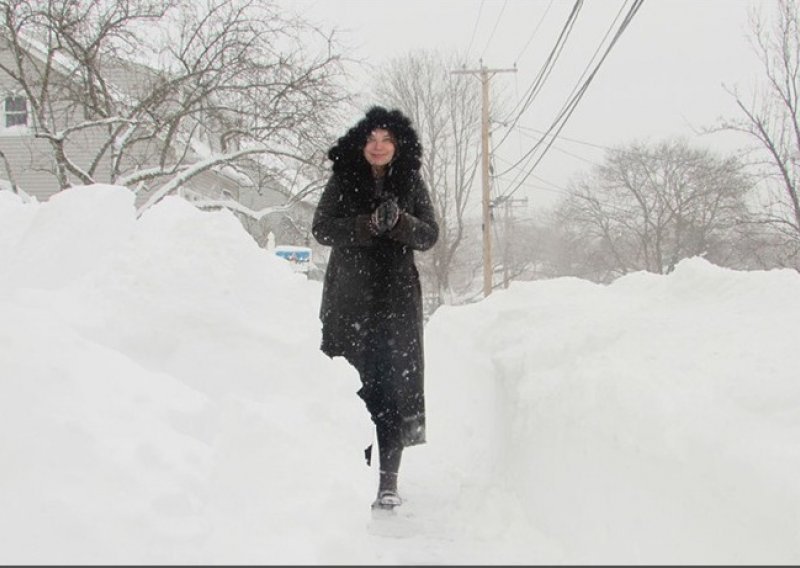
[0,0,345,207]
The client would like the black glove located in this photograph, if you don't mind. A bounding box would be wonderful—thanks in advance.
[369,197,400,236]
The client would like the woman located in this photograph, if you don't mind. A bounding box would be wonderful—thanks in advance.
[312,106,439,511]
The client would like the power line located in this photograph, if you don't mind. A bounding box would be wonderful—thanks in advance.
[513,0,556,65]
[493,0,584,151]
[501,0,583,123]
[511,126,604,166]
[504,0,630,169]
[492,155,571,195]
[510,124,610,150]
[480,0,509,61]
[497,0,646,201]
[492,154,658,221]
[495,0,630,160]
[549,144,603,167]
[464,0,485,63]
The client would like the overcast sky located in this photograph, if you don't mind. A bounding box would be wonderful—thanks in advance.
[282,0,764,212]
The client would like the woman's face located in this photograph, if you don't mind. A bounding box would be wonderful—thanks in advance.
[363,128,396,169]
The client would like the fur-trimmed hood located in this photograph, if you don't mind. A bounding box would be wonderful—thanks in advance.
[327,106,423,185]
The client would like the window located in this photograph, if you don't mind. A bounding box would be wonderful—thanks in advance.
[4,95,28,128]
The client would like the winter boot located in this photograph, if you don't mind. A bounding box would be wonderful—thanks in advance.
[371,489,402,510]
[371,470,402,510]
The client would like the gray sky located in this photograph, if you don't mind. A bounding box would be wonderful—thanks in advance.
[282,0,764,212]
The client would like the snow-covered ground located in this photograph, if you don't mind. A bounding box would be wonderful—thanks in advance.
[1,185,798,564]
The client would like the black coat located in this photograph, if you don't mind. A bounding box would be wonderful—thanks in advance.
[312,110,438,446]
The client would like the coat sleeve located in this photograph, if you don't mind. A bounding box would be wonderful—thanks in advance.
[386,174,439,251]
[312,174,376,248]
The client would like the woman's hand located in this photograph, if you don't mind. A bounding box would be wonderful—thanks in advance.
[369,197,400,236]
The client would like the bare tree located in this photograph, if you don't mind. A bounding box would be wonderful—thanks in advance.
[552,139,752,281]
[372,50,482,307]
[717,0,800,268]
[0,148,18,193]
[0,0,345,215]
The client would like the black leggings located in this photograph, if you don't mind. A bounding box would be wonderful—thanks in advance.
[357,334,404,476]
[376,417,403,475]
[359,365,404,475]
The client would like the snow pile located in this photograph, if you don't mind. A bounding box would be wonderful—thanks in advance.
[426,259,800,564]
[1,184,798,564]
[0,186,374,564]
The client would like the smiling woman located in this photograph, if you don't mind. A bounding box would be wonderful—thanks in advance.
[363,129,396,174]
[311,106,439,513]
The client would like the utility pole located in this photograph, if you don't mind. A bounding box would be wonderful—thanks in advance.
[492,195,529,288]
[452,62,516,297]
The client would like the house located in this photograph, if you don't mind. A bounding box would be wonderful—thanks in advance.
[0,32,315,257]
